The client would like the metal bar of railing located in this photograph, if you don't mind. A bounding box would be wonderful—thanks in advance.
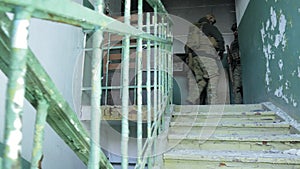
[135,8,172,169]
[101,43,155,50]
[104,32,111,105]
[88,0,104,168]
[0,11,114,168]
[82,85,155,90]
[121,38,130,168]
[134,53,138,104]
[81,31,88,108]
[165,20,169,100]
[167,48,171,105]
[164,17,169,129]
[146,12,152,169]
[30,98,48,169]
[136,0,143,165]
[2,8,31,169]
[0,0,171,44]
[145,0,172,24]
[152,6,158,165]
[134,8,174,169]
[121,0,131,168]
[158,22,162,133]
[136,100,166,169]
[134,53,137,105]
[166,25,169,98]
[168,26,174,105]
[161,18,166,131]
[0,1,173,169]
[146,13,152,140]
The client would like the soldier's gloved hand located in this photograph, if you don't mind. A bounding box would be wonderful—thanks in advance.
[218,51,224,60]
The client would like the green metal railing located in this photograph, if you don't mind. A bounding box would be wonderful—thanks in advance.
[0,0,173,169]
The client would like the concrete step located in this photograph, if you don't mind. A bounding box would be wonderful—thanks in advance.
[169,122,292,135]
[162,103,300,168]
[171,111,276,117]
[171,114,280,124]
[173,104,265,113]
[164,149,300,169]
[170,121,289,127]
[171,111,281,124]
[167,134,300,151]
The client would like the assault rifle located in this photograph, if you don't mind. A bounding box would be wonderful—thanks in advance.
[226,45,234,83]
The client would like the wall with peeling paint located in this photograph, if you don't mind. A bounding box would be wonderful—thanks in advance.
[239,0,300,120]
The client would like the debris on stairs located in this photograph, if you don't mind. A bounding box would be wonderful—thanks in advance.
[162,102,300,169]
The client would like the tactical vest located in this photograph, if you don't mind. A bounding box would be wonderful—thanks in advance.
[186,22,217,58]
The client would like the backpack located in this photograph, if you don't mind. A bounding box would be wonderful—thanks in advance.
[186,22,217,57]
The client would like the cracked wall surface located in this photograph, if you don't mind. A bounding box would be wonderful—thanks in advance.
[239,0,300,120]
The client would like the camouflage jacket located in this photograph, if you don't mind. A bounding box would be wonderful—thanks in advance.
[198,17,225,52]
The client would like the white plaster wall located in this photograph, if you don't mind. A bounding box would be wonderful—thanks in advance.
[235,0,250,25]
[28,18,83,108]
[0,0,87,168]
[162,0,236,54]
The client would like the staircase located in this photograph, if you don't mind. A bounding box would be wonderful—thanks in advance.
[162,102,300,169]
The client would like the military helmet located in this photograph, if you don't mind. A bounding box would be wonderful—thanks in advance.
[206,14,216,25]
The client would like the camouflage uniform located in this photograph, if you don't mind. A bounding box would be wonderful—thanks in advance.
[186,52,208,104]
[198,16,225,56]
[185,21,222,104]
[230,32,243,104]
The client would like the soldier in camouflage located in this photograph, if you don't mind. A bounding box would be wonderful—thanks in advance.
[185,14,225,104]
[229,23,243,104]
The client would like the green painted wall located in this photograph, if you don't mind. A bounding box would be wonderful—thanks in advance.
[239,0,300,120]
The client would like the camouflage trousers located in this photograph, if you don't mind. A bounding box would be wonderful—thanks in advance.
[232,65,243,104]
[187,56,220,104]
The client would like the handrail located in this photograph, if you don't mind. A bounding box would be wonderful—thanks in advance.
[0,0,173,168]
[0,0,171,44]
[0,12,113,169]
[146,0,173,24]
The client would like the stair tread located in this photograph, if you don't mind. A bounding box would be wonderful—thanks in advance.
[164,149,300,163]
[172,111,275,116]
[168,133,300,141]
[174,104,265,113]
[170,121,289,127]
[164,103,300,167]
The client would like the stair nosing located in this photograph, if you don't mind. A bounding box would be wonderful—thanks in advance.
[167,133,300,141]
[164,149,300,164]
[172,111,276,116]
[169,122,290,128]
